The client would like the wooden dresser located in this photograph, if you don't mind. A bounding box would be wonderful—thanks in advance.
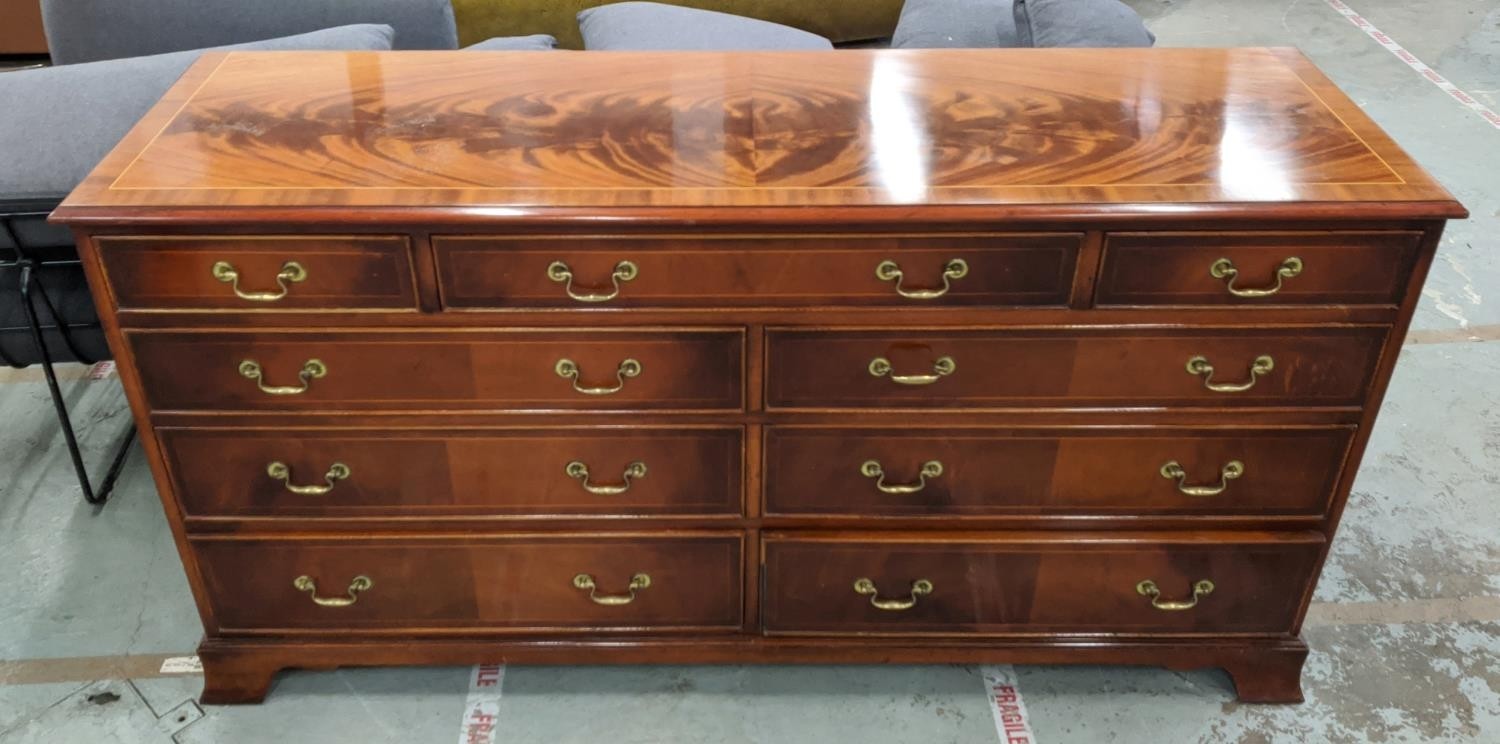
[53,48,1465,704]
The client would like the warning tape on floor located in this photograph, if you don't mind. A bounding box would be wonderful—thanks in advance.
[1324,0,1500,130]
[982,665,1038,744]
[458,664,505,744]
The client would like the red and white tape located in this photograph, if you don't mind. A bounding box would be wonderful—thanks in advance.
[1324,0,1500,130]
[983,665,1038,744]
[458,664,505,744]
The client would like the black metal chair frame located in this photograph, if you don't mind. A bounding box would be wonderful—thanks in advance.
[2,199,136,505]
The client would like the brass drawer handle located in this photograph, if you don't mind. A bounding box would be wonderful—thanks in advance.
[1136,579,1214,611]
[293,575,372,607]
[1210,257,1302,298]
[573,573,651,605]
[211,260,306,302]
[1185,355,1272,393]
[238,358,326,396]
[1159,460,1243,497]
[860,459,943,494]
[875,258,968,299]
[565,460,647,495]
[548,260,638,303]
[555,358,641,395]
[853,578,933,611]
[267,461,350,496]
[869,356,955,386]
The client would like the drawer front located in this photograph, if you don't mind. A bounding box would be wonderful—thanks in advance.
[193,533,743,632]
[128,329,744,411]
[434,234,1080,308]
[162,427,742,518]
[96,235,418,311]
[762,533,1323,635]
[763,427,1353,518]
[765,327,1385,409]
[1096,231,1422,307]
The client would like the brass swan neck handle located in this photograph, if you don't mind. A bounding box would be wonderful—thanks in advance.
[565,460,647,495]
[875,258,969,299]
[267,461,350,496]
[869,356,956,386]
[212,260,306,302]
[548,260,638,303]
[852,578,934,611]
[860,460,944,494]
[555,358,642,395]
[573,573,651,605]
[1159,460,1243,497]
[1209,256,1302,298]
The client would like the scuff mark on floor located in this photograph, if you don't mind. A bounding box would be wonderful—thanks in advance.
[1425,287,1472,327]
[1444,249,1485,306]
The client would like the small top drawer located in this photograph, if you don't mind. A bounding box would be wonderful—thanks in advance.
[1095,231,1423,307]
[95,235,418,311]
[434,234,1081,309]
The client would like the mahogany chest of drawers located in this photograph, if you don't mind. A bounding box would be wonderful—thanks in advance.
[54,48,1465,704]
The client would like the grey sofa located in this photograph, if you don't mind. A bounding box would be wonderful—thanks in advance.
[40,0,457,64]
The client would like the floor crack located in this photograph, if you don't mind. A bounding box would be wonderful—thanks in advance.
[124,539,164,653]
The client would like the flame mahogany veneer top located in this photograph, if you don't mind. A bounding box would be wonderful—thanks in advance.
[56,48,1462,221]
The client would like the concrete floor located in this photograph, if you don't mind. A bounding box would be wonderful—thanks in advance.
[2,1,1498,741]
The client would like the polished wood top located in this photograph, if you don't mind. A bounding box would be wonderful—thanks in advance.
[56,48,1463,222]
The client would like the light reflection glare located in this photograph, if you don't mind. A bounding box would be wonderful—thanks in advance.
[868,57,930,204]
[1218,115,1293,201]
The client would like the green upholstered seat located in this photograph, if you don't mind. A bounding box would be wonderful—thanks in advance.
[450,0,904,49]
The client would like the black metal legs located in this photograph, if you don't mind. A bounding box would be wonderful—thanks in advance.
[16,260,137,506]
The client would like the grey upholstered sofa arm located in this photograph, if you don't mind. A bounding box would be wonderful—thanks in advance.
[40,0,458,64]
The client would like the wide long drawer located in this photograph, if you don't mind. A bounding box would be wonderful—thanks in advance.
[127,329,744,411]
[192,533,744,633]
[765,327,1386,409]
[762,532,1323,635]
[434,234,1081,308]
[763,426,1353,518]
[161,426,743,519]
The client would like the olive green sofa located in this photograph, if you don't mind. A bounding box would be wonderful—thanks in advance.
[451,0,903,48]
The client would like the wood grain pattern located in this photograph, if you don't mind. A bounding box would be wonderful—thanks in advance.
[765,326,1387,409]
[54,49,1463,219]
[435,234,1080,309]
[96,235,418,311]
[1096,231,1422,307]
[159,426,743,519]
[761,531,1323,635]
[762,426,1353,518]
[191,532,744,633]
[127,329,745,411]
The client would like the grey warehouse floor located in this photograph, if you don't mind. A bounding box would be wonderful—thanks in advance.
[3,1,1499,742]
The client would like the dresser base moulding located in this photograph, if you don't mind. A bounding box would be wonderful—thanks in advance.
[196,636,1308,705]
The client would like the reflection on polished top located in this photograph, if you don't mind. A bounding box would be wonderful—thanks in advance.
[58,48,1460,216]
